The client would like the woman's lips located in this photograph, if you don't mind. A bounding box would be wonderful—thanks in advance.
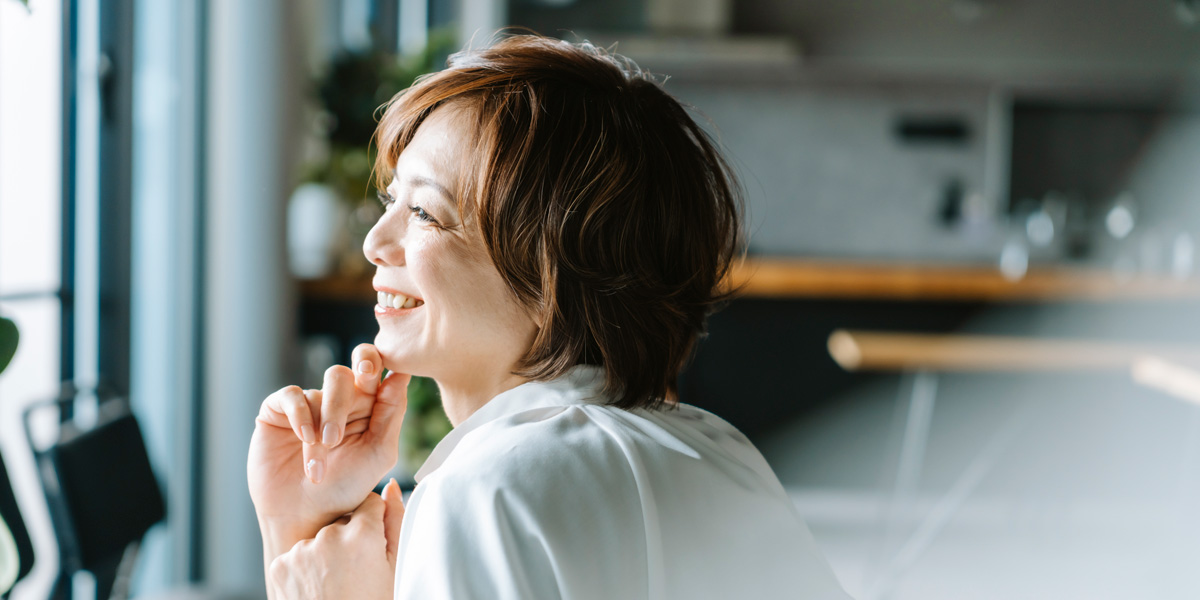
[374,302,423,317]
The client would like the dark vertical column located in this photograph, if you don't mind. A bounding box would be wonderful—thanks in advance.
[60,0,77,384]
[373,0,400,51]
[188,0,209,583]
[429,0,455,31]
[97,0,134,395]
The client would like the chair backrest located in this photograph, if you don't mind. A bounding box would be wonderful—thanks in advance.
[24,387,166,599]
[43,412,166,571]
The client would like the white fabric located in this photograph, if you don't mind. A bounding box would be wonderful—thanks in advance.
[393,365,851,600]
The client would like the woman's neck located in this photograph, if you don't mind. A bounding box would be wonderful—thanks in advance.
[435,368,529,426]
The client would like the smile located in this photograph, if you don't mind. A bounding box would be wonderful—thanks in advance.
[377,291,425,310]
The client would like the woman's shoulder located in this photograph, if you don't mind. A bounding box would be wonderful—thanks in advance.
[413,405,652,547]
[402,408,656,598]
[430,403,645,491]
[424,400,780,504]
[441,402,713,466]
[409,402,850,599]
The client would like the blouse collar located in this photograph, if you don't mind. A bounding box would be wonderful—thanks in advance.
[414,364,609,482]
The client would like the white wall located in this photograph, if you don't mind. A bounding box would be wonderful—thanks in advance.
[670,81,1009,262]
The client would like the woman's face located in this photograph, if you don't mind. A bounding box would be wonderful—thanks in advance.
[363,105,538,388]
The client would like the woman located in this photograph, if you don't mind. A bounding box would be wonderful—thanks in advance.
[249,34,850,599]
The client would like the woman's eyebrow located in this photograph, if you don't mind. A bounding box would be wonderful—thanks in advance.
[395,170,455,205]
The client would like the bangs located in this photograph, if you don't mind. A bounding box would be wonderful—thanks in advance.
[371,84,488,222]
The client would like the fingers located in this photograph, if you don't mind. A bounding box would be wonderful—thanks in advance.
[268,538,313,597]
[351,343,383,396]
[301,389,329,484]
[273,505,394,599]
[369,371,412,444]
[267,552,290,595]
[381,478,405,563]
[354,492,386,520]
[336,481,406,566]
[264,346,384,452]
[320,365,355,448]
[258,385,318,445]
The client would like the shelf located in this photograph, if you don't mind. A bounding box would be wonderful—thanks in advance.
[299,257,1200,303]
[829,329,1200,372]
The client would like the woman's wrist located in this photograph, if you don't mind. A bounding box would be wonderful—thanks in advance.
[258,515,322,600]
[257,514,322,559]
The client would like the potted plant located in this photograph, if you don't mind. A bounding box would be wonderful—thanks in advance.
[290,30,455,279]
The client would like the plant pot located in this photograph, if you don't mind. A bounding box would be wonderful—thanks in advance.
[287,183,348,279]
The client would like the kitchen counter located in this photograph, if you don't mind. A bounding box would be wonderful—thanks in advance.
[725,257,1200,302]
[301,257,1200,303]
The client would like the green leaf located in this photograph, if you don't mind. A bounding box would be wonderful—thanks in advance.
[0,316,18,374]
[399,376,450,473]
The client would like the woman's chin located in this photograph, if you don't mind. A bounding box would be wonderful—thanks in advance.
[373,333,421,376]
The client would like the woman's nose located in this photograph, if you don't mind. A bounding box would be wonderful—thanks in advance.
[363,210,405,267]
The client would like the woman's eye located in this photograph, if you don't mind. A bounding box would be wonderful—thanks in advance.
[408,204,438,225]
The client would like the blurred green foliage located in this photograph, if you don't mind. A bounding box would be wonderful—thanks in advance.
[402,375,452,474]
[300,29,457,205]
[0,316,17,375]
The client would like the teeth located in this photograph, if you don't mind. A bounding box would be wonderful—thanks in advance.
[377,291,424,309]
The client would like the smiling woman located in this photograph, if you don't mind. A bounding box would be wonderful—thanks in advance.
[365,104,540,426]
[247,34,849,600]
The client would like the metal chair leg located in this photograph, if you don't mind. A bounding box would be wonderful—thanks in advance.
[868,399,1032,600]
[867,370,938,595]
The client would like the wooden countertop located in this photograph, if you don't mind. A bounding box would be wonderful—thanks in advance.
[300,257,1200,303]
[725,257,1200,302]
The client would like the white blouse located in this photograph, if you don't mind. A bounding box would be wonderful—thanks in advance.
[393,365,850,600]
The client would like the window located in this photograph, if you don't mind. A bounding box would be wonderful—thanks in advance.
[0,1,65,597]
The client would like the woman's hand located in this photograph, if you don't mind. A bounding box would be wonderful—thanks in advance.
[248,343,410,549]
[269,480,406,600]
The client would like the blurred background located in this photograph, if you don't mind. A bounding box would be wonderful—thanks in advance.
[3,0,1200,598]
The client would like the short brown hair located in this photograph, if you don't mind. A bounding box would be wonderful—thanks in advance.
[373,34,743,410]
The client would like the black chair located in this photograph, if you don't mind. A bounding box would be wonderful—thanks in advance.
[24,384,166,600]
[0,448,36,599]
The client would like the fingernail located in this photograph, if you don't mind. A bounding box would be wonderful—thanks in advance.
[357,360,374,375]
[383,478,400,501]
[306,459,324,484]
[300,425,316,445]
[322,423,340,446]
